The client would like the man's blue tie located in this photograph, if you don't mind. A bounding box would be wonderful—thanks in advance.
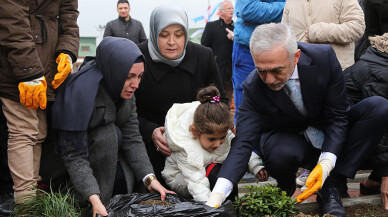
[285,79,324,149]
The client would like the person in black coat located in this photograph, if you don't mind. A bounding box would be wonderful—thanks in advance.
[344,33,388,209]
[135,4,224,186]
[201,1,234,104]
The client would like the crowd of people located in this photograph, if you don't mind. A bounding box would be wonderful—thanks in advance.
[0,0,387,216]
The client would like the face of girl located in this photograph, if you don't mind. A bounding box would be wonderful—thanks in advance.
[120,62,144,100]
[157,24,186,60]
[197,130,228,153]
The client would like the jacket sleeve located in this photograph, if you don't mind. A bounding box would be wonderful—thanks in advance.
[343,61,369,104]
[60,139,101,202]
[120,97,154,181]
[57,0,79,62]
[308,0,365,44]
[0,0,43,81]
[138,23,147,44]
[320,46,350,155]
[237,0,285,24]
[201,23,212,47]
[174,151,211,202]
[247,151,265,176]
[219,80,263,184]
[103,22,113,38]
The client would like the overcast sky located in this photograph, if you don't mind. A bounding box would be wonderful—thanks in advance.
[78,0,234,41]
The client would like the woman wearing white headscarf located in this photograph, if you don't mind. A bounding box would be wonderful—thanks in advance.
[135,4,225,185]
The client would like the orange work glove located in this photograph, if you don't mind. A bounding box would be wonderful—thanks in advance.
[296,157,334,203]
[52,53,72,89]
[18,76,47,110]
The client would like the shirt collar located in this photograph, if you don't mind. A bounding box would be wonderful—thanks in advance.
[289,64,299,80]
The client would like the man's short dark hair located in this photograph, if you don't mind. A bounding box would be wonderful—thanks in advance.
[117,0,129,7]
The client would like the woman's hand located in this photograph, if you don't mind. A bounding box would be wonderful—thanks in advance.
[147,179,176,200]
[152,127,171,156]
[89,194,108,217]
[256,168,269,181]
[381,177,388,210]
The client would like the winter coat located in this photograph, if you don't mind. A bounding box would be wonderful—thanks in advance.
[103,17,147,44]
[135,40,224,145]
[60,86,154,206]
[282,0,365,70]
[201,18,234,84]
[0,0,79,102]
[234,0,285,48]
[161,101,264,201]
[344,47,388,103]
[344,46,388,177]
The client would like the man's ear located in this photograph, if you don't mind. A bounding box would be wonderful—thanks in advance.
[293,49,301,65]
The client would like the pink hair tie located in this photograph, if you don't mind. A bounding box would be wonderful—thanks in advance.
[210,96,220,103]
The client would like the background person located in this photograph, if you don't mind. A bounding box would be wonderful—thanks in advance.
[281,0,365,70]
[162,86,267,202]
[231,0,285,122]
[135,4,225,186]
[52,37,173,217]
[201,1,235,106]
[103,0,146,44]
[0,0,79,204]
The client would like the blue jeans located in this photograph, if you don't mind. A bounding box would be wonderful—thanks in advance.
[232,42,255,123]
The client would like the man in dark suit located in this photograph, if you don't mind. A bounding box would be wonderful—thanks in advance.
[201,0,234,104]
[206,23,388,217]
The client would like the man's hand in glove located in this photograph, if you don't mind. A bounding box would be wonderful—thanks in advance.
[52,53,72,89]
[205,192,226,208]
[296,157,334,203]
[18,76,47,110]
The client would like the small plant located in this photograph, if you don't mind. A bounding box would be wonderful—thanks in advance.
[12,186,82,217]
[233,184,298,217]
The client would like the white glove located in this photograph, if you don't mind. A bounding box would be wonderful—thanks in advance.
[205,192,226,207]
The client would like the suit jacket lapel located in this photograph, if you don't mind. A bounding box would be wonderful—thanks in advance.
[298,53,321,119]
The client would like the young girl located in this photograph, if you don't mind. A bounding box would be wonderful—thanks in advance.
[162,86,268,202]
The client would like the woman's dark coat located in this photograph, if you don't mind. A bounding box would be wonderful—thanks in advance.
[53,37,153,206]
[135,40,224,182]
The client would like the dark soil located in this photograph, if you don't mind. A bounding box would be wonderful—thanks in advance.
[345,203,388,217]
[138,199,174,206]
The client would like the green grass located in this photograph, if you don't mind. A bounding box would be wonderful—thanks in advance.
[12,187,82,217]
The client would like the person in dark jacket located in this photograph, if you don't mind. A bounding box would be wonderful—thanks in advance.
[354,0,388,60]
[0,0,79,204]
[344,33,388,209]
[201,1,234,105]
[103,0,146,44]
[135,4,225,186]
[52,37,173,217]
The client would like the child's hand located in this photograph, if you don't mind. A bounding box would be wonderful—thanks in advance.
[256,168,268,181]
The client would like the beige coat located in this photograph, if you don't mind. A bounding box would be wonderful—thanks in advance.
[282,0,365,70]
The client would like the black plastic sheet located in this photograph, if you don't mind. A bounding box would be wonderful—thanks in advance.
[106,193,236,217]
